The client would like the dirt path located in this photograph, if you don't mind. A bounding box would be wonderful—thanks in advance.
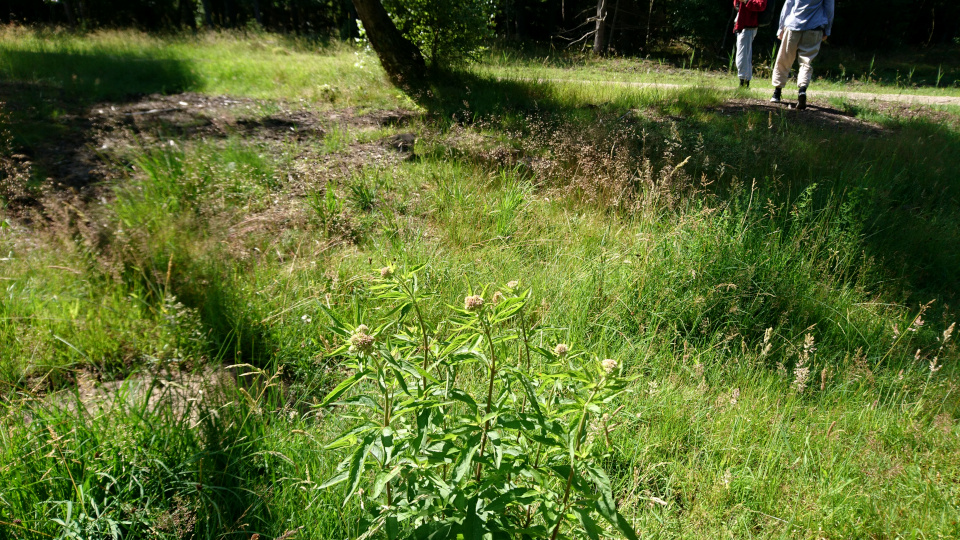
[526,78,960,107]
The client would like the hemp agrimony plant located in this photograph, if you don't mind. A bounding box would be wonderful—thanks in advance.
[319,267,639,539]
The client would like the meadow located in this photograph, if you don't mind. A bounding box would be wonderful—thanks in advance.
[1,28,960,539]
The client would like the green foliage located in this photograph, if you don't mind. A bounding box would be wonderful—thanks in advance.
[309,181,345,235]
[320,268,638,539]
[4,31,960,540]
[382,0,495,67]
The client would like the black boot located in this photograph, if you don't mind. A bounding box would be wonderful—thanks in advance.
[770,87,782,103]
[740,78,747,88]
[797,86,807,110]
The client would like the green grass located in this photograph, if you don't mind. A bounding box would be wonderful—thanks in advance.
[478,43,960,97]
[1,29,960,539]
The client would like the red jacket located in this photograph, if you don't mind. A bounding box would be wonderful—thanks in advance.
[733,0,767,32]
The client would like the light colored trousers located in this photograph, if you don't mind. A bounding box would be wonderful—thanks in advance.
[772,28,823,88]
[736,28,758,81]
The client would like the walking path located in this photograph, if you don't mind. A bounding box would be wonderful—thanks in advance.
[525,78,960,107]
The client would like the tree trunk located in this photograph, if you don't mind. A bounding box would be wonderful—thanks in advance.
[61,0,76,27]
[351,0,427,91]
[77,0,88,24]
[252,0,262,26]
[593,0,608,55]
[199,0,214,26]
[644,0,655,52]
[181,0,197,30]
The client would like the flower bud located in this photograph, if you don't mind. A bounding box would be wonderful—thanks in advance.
[349,326,374,354]
[554,343,570,357]
[379,266,394,278]
[601,358,618,374]
[464,295,484,312]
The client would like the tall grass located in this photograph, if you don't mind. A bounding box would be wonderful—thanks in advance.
[1,30,959,539]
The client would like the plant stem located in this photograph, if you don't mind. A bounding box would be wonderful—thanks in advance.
[475,316,498,481]
[399,278,430,391]
[549,383,601,540]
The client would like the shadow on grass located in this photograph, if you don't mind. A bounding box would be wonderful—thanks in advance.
[0,48,199,189]
[416,70,960,304]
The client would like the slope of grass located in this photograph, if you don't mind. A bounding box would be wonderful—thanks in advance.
[1,30,959,539]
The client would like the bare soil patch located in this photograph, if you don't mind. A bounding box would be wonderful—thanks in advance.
[2,86,421,208]
[714,98,886,135]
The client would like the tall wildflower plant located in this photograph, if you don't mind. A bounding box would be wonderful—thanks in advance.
[319,268,639,539]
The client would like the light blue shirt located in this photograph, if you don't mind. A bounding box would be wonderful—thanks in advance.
[779,0,835,37]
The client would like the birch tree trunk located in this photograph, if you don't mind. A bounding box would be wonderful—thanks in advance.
[593,0,608,55]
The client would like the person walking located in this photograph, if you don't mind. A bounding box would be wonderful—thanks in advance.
[770,0,834,110]
[733,0,768,88]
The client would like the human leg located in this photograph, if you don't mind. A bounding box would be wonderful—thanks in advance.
[796,29,823,88]
[736,28,758,82]
[771,29,801,88]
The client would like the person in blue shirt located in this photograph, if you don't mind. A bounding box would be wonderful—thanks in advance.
[770,0,835,110]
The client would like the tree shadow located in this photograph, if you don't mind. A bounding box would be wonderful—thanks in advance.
[0,48,200,191]
[680,102,960,302]
[414,72,960,304]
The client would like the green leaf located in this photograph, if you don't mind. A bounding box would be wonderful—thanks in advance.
[320,371,366,407]
[318,303,350,334]
[346,433,377,503]
[596,492,639,540]
[416,408,433,452]
[386,515,399,540]
[318,469,349,490]
[486,488,539,513]
[371,465,403,499]
[391,366,411,396]
[452,442,481,485]
[514,371,545,422]
[326,424,378,450]
[412,521,454,540]
[462,496,486,540]
[573,506,602,540]
[583,463,613,496]
[449,389,479,413]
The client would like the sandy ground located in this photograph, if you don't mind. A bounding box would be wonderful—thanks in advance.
[526,78,960,107]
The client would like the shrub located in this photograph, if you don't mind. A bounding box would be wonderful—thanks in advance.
[319,267,640,539]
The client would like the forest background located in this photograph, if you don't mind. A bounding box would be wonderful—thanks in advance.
[11,0,960,56]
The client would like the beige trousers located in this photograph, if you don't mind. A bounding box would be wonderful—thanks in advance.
[772,28,823,88]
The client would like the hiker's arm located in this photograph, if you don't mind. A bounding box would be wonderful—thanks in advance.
[778,0,794,38]
[744,0,766,12]
[823,0,835,37]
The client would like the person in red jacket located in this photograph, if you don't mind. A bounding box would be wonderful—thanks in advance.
[733,0,768,87]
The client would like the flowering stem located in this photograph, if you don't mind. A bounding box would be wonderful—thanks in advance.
[398,278,430,391]
[877,303,929,368]
[475,316,498,482]
[549,383,601,540]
